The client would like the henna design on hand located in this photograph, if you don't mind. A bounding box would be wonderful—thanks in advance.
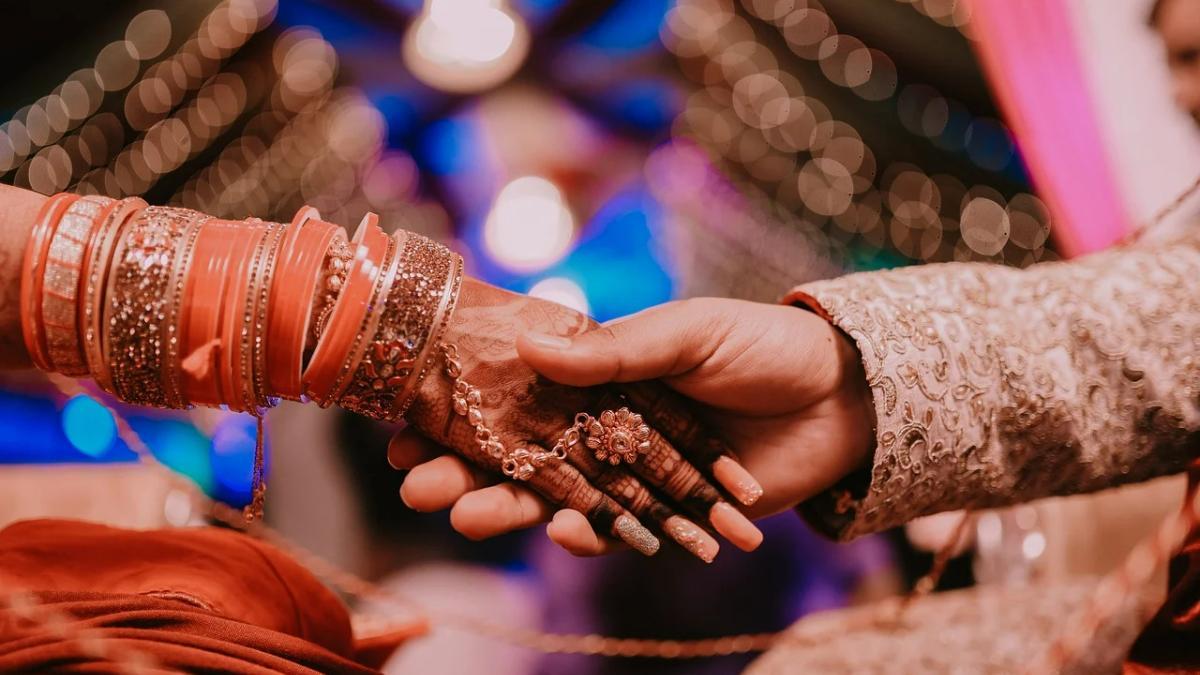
[403,278,757,559]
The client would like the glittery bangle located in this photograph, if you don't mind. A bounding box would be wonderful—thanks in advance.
[338,231,460,422]
[336,231,415,420]
[21,193,81,372]
[311,237,353,345]
[41,195,115,375]
[393,247,463,420]
[234,223,270,413]
[82,198,146,392]
[104,206,208,407]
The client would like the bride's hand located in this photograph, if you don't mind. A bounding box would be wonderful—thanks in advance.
[393,279,764,560]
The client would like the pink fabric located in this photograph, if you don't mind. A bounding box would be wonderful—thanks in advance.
[967,0,1132,256]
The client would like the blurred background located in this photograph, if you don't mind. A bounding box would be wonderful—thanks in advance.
[0,0,1196,672]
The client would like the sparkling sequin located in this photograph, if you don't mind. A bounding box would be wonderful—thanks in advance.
[339,233,459,421]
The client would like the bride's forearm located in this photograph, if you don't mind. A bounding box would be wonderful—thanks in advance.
[0,184,48,369]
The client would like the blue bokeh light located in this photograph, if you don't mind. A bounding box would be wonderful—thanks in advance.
[61,394,116,458]
[210,415,266,505]
[546,185,674,321]
[579,0,673,55]
[420,117,480,176]
[0,389,217,495]
[368,90,421,144]
[143,419,217,494]
[597,78,681,132]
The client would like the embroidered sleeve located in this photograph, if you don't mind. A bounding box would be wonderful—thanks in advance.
[788,231,1200,540]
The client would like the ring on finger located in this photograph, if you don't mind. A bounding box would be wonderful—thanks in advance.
[559,407,652,466]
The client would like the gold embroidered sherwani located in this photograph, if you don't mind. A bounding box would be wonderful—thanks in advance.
[750,227,1200,673]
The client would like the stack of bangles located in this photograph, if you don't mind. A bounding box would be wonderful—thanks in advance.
[20,194,463,517]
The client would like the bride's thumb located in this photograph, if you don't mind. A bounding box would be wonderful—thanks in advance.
[516,300,715,387]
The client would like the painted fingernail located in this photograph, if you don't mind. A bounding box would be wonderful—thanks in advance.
[710,503,763,552]
[526,332,572,350]
[663,515,719,563]
[615,515,660,556]
[713,456,764,506]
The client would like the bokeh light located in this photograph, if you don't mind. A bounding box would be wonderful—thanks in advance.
[529,276,590,315]
[210,414,261,502]
[960,196,1010,255]
[484,176,576,272]
[403,0,530,93]
[62,395,117,458]
[126,10,172,61]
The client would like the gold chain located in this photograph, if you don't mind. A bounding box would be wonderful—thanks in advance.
[440,343,565,481]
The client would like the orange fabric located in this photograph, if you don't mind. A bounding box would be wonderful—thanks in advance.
[0,591,373,674]
[0,519,415,673]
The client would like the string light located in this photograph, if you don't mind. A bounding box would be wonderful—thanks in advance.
[3,0,276,192]
[665,0,1049,266]
[125,9,173,60]
[896,0,973,34]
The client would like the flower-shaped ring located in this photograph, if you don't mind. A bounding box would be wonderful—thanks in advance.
[583,407,652,465]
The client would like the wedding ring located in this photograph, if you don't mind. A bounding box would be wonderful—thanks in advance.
[586,407,653,465]
[556,407,653,466]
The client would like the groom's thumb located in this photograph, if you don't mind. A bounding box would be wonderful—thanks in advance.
[516,300,718,387]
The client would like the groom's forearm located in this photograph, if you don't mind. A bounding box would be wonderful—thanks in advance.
[0,184,48,369]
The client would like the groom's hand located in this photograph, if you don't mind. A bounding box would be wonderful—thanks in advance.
[397,293,876,555]
[515,297,876,519]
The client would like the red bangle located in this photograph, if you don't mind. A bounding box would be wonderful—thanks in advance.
[250,221,287,410]
[181,220,240,406]
[216,223,263,411]
[230,222,273,413]
[266,207,340,400]
[302,215,389,405]
[161,213,209,408]
[21,193,81,371]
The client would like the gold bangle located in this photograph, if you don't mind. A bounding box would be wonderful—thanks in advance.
[338,232,458,421]
[41,195,114,375]
[105,206,208,408]
[83,198,146,392]
[393,247,462,419]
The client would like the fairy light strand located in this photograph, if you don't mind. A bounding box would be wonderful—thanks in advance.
[666,0,1047,268]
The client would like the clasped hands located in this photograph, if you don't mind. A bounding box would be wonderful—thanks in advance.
[391,279,875,561]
